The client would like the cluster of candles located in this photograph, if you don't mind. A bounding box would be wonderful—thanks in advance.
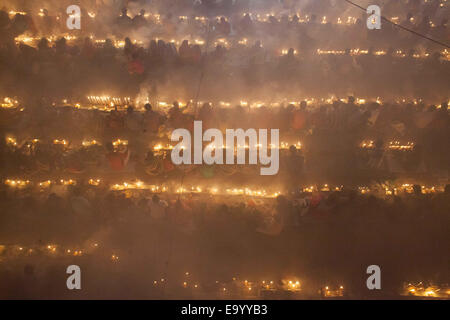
[3,178,443,197]
[2,241,448,298]
[89,96,373,109]
[153,141,301,152]
[13,32,449,61]
[361,184,440,195]
[0,242,347,296]
[14,34,78,45]
[388,141,415,150]
[6,136,417,154]
[5,137,125,151]
[87,96,132,106]
[6,136,302,152]
[316,49,440,59]
[109,183,284,199]
[360,140,375,149]
[360,140,415,151]
[0,97,19,109]
[67,96,448,110]
[0,242,118,262]
[5,136,71,148]
[0,8,410,28]
[179,13,360,25]
[5,95,448,112]
[323,285,345,297]
[179,12,444,28]
[403,282,450,298]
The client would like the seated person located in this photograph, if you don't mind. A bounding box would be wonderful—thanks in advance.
[105,142,130,171]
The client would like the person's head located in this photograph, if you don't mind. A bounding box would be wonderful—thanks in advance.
[413,184,422,196]
[152,194,160,204]
[268,15,277,24]
[140,9,146,16]
[289,145,297,154]
[105,38,113,48]
[201,102,211,111]
[127,105,134,114]
[444,184,450,195]
[300,101,307,110]
[173,101,179,109]
[348,96,355,104]
[144,103,152,111]
[38,37,50,50]
[121,8,128,16]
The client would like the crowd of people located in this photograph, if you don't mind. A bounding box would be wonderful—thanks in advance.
[0,0,448,299]
[0,173,448,298]
[1,97,449,186]
[0,1,449,102]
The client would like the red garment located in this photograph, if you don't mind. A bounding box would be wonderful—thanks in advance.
[163,157,175,171]
[128,59,144,74]
[291,110,307,129]
[107,152,127,171]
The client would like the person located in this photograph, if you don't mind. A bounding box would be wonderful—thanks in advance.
[117,8,132,29]
[105,142,130,171]
[239,13,253,35]
[168,101,184,127]
[133,9,147,29]
[284,145,305,192]
[216,17,231,36]
[148,194,168,220]
[291,102,308,130]
[142,103,162,133]
[179,40,191,61]
[106,108,125,131]
[125,105,142,133]
[124,37,136,57]
[128,51,145,74]
[143,150,162,176]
